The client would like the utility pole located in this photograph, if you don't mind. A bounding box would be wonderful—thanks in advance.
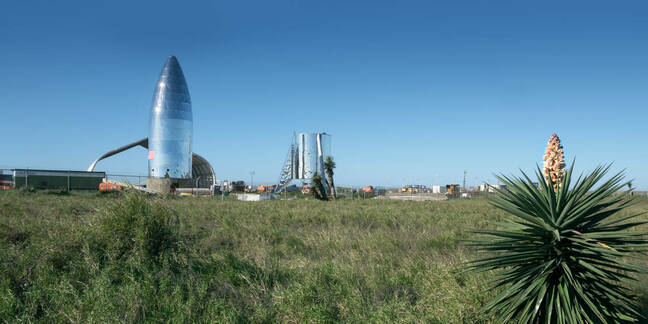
[463,170,467,193]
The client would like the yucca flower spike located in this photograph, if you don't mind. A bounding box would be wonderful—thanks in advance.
[543,133,566,191]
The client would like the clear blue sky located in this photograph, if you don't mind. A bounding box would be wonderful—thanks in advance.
[1,0,647,188]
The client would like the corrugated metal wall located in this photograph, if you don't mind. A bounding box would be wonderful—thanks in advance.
[13,174,103,190]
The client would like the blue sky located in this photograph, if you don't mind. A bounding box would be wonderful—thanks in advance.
[1,0,647,188]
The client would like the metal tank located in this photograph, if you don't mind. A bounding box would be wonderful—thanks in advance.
[318,133,332,176]
[148,56,193,179]
[296,133,331,179]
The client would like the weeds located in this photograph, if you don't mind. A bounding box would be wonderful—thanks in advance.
[0,190,645,322]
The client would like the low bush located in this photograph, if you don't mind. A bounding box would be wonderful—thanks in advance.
[100,194,180,263]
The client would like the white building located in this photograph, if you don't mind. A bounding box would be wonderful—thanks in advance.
[431,185,444,194]
[479,184,507,192]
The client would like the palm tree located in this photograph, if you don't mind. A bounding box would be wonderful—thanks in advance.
[323,156,337,199]
[310,173,328,201]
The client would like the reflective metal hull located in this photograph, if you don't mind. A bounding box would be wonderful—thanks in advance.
[148,56,193,178]
[296,133,331,179]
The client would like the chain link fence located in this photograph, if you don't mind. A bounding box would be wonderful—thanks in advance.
[2,168,646,199]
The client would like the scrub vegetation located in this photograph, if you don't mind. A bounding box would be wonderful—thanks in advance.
[469,164,648,323]
[1,190,646,323]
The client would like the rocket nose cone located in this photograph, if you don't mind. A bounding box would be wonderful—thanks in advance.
[161,56,184,82]
[154,55,191,106]
[165,55,179,68]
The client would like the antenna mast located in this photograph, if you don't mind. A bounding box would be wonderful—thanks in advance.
[463,170,467,192]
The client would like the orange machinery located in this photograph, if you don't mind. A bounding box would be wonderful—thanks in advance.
[257,184,275,193]
[446,184,459,198]
[99,183,122,191]
[0,178,12,190]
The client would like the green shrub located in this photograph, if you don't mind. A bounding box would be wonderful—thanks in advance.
[101,194,180,263]
[18,186,36,194]
[468,164,648,323]
[45,189,70,195]
[96,190,122,197]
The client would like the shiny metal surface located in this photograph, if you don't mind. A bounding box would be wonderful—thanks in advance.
[87,138,149,172]
[148,56,193,178]
[86,56,215,184]
[297,133,316,179]
[296,132,331,179]
[275,132,332,192]
[318,133,332,176]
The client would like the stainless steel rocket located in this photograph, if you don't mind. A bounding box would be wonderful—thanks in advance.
[88,56,214,186]
[148,56,193,179]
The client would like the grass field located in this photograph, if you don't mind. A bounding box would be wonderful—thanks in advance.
[1,190,647,323]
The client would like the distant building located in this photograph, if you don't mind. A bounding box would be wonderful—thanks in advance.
[222,180,246,192]
[13,169,105,190]
[479,184,508,193]
[0,171,13,189]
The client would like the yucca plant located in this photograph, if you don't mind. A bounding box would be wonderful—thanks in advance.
[467,163,648,323]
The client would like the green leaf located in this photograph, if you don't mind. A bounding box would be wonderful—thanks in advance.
[465,162,647,323]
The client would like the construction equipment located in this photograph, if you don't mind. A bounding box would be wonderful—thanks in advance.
[446,184,460,198]
[401,185,416,193]
[401,185,423,193]
[257,185,275,193]
[99,183,122,191]
[362,186,374,193]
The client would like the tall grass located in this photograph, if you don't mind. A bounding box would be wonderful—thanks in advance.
[1,190,646,323]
